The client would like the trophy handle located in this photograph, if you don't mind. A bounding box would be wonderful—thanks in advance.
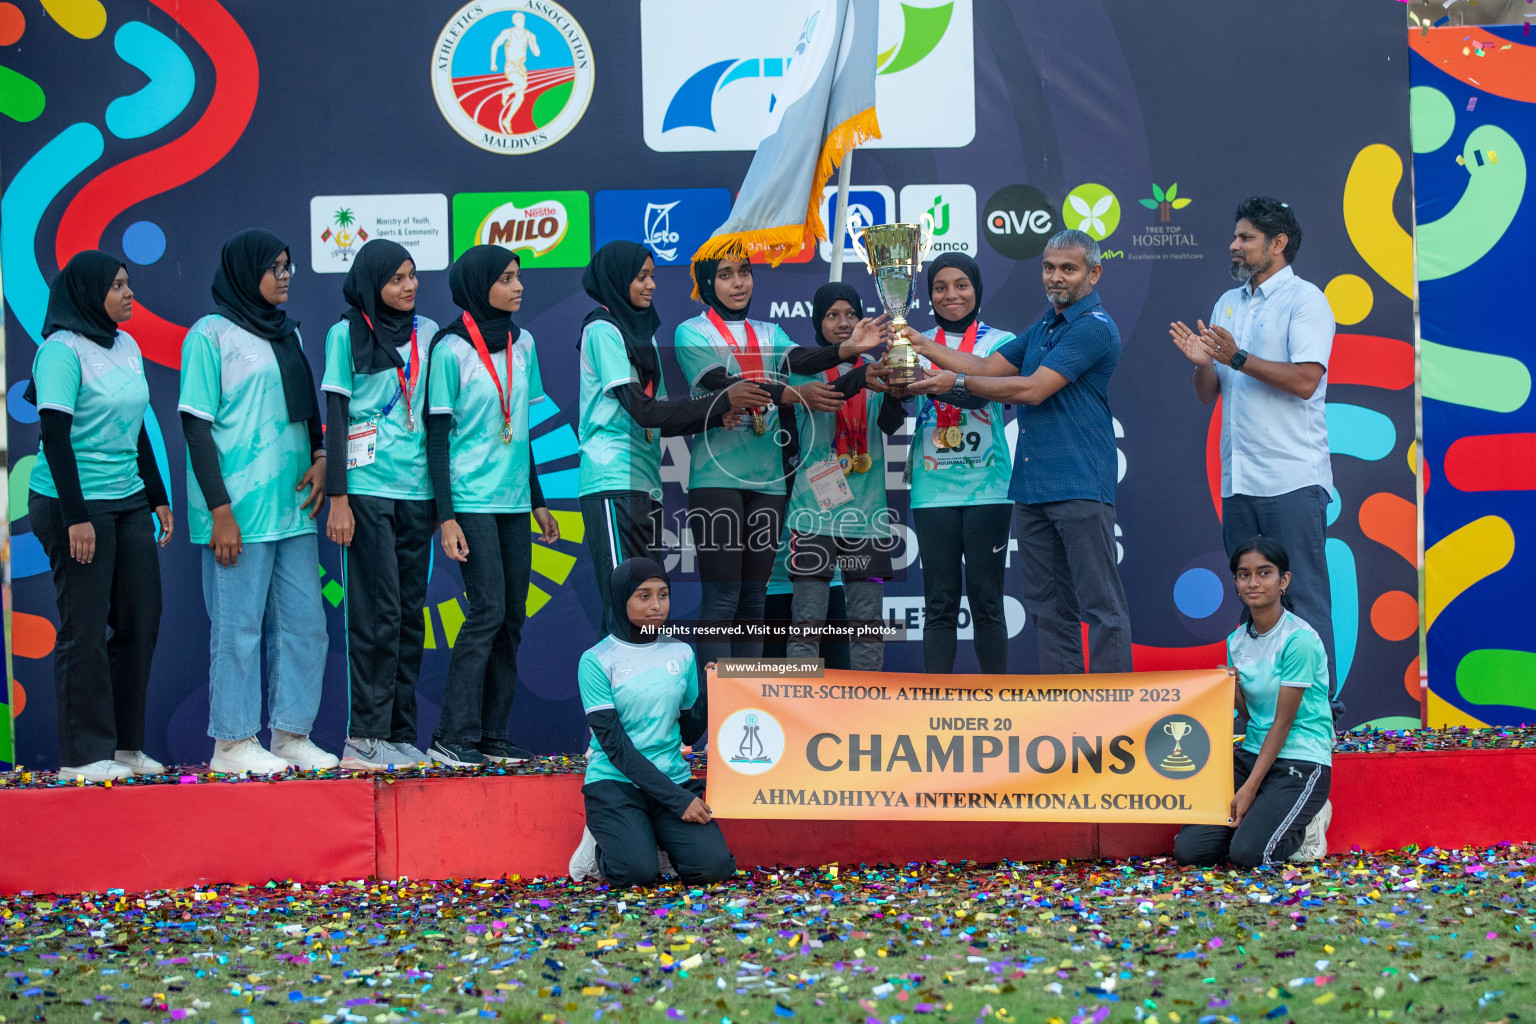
[846,206,871,271]
[918,210,937,263]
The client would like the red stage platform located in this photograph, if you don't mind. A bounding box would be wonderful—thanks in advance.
[3,748,1533,896]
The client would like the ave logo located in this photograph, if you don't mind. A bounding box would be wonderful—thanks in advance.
[983,185,1058,260]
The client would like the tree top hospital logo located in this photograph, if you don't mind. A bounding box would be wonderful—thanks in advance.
[718,708,785,776]
[641,0,974,152]
[1144,714,1211,780]
[432,0,594,155]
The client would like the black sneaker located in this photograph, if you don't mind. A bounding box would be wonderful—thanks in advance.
[428,740,486,767]
[478,739,535,764]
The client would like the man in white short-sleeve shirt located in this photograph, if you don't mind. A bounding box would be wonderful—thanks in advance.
[1170,197,1339,706]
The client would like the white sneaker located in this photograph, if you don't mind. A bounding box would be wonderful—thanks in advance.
[210,737,290,775]
[1290,799,1333,862]
[569,826,601,883]
[657,847,677,879]
[387,741,428,765]
[114,750,166,776]
[58,759,133,783]
[271,730,341,770]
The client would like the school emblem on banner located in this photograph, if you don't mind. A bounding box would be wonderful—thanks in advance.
[431,0,595,154]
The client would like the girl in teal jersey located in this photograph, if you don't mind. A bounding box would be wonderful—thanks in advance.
[677,252,883,677]
[576,240,769,636]
[906,254,1015,673]
[180,229,336,775]
[1175,536,1334,866]
[568,556,735,887]
[29,251,173,782]
[424,245,560,767]
[322,239,438,771]
[783,282,904,672]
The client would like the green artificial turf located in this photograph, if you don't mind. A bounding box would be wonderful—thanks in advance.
[2,844,1532,1024]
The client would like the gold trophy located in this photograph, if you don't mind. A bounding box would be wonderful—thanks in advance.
[1159,720,1198,773]
[849,213,935,387]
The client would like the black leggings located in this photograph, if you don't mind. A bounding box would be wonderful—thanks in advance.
[583,777,736,888]
[688,488,784,671]
[580,491,662,636]
[1174,747,1331,867]
[912,503,1012,673]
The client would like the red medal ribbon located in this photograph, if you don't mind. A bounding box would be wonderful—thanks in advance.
[460,312,513,438]
[826,364,868,459]
[933,322,979,432]
[707,308,767,419]
[360,312,420,422]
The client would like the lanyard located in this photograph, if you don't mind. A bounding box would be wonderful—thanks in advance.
[460,312,514,444]
[362,313,419,427]
[705,308,767,380]
[825,364,868,458]
[933,322,979,431]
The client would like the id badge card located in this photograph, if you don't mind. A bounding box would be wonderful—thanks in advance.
[347,419,378,470]
[807,454,854,511]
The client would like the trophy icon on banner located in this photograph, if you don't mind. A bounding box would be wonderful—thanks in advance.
[1159,720,1198,773]
[849,211,934,387]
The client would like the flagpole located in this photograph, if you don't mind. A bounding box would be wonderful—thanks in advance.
[827,150,854,283]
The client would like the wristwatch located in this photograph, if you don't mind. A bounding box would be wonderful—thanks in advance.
[953,373,969,399]
[1229,349,1249,372]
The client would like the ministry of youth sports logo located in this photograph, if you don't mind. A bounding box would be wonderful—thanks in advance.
[432,0,594,154]
[718,708,785,776]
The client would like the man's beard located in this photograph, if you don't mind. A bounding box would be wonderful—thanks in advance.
[1229,253,1271,284]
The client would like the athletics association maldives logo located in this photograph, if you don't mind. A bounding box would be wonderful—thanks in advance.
[431,0,595,155]
[718,708,785,776]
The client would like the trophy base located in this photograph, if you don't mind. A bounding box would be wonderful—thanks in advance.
[887,336,919,388]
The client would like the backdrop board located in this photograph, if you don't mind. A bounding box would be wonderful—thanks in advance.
[1408,26,1536,729]
[1,0,1418,770]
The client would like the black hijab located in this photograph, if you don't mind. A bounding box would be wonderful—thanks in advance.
[42,250,124,347]
[342,239,416,374]
[927,252,983,333]
[581,240,661,390]
[609,556,670,644]
[211,229,316,425]
[811,281,863,348]
[432,244,520,354]
[691,256,750,321]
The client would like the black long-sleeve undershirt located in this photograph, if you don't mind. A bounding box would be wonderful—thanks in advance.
[325,391,349,496]
[612,382,728,437]
[586,707,698,816]
[38,414,169,524]
[180,412,231,512]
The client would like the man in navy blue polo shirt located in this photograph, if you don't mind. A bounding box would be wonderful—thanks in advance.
[906,228,1131,674]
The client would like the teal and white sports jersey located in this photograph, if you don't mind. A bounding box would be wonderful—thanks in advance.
[1229,610,1334,766]
[427,328,545,515]
[910,323,1014,509]
[784,362,893,540]
[29,329,150,502]
[673,313,795,495]
[321,315,438,501]
[577,320,666,500]
[178,315,316,545]
[578,634,698,787]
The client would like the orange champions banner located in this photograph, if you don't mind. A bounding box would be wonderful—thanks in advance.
[706,667,1234,824]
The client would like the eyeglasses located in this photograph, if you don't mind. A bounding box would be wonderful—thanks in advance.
[266,260,297,280]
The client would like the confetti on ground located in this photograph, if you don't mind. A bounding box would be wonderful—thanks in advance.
[1,843,1533,1022]
[2,727,1532,791]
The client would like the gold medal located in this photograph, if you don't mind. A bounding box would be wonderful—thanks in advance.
[645,428,655,444]
[500,423,513,445]
[933,426,951,450]
[838,453,853,476]
[943,425,965,450]
[852,452,873,474]
[751,409,767,435]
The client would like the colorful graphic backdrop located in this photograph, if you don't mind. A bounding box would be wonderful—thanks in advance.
[1,1,1420,768]
[1411,26,1536,727]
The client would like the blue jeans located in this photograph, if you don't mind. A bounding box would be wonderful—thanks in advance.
[202,533,330,741]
